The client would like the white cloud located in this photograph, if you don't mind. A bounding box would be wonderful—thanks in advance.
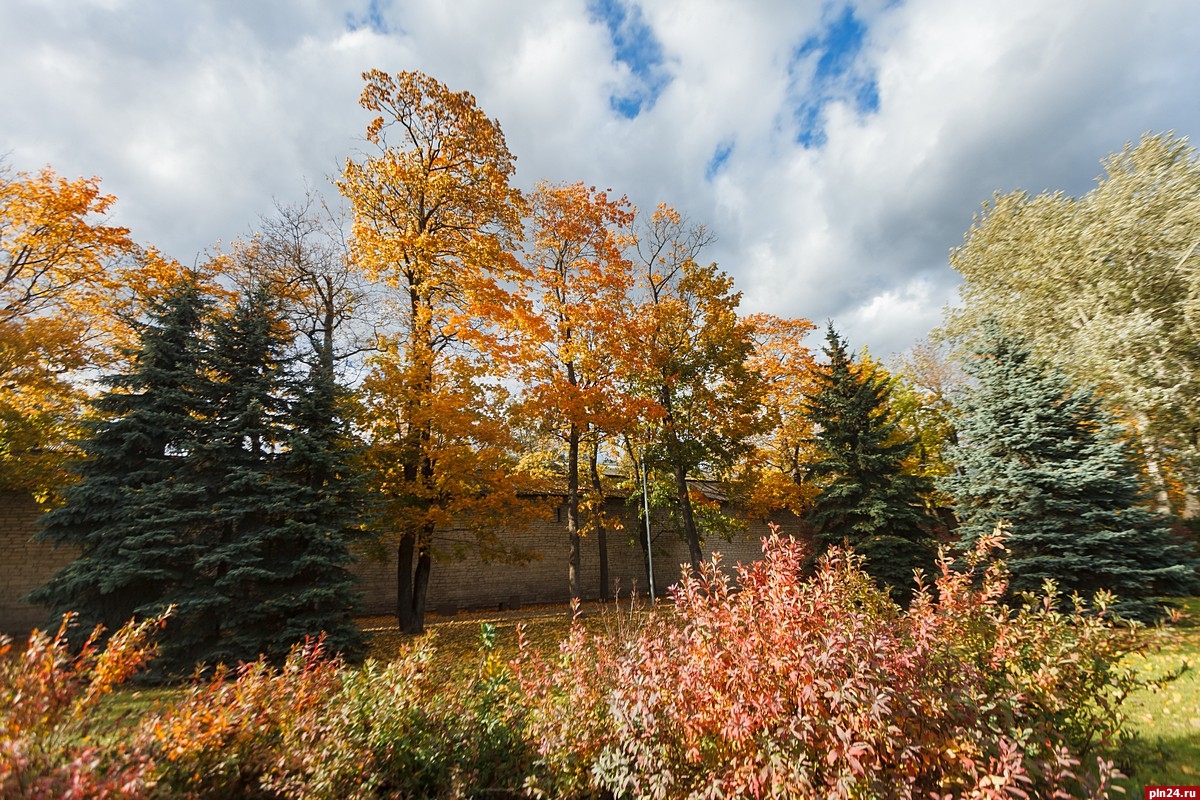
[2,0,1198,354]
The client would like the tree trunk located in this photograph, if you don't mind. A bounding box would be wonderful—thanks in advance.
[412,541,431,632]
[566,422,582,600]
[628,451,654,596]
[1134,412,1173,514]
[396,532,418,634]
[674,462,703,573]
[589,441,611,601]
[396,525,434,635]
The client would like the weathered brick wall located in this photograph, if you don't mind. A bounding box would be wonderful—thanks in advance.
[350,499,806,615]
[1,490,806,632]
[0,492,77,636]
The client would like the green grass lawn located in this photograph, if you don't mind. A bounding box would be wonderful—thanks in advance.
[1116,597,1200,794]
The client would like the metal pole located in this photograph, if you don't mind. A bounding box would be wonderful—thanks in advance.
[642,454,656,602]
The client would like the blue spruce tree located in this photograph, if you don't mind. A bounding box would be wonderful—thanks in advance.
[945,324,1198,620]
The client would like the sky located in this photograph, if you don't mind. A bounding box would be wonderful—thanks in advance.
[3,0,1199,358]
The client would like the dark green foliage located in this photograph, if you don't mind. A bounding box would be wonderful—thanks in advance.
[803,325,937,600]
[944,323,1199,621]
[175,287,362,667]
[250,311,364,663]
[32,281,213,639]
[34,282,363,672]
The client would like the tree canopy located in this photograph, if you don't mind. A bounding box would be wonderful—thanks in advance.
[34,281,364,672]
[339,69,535,634]
[942,132,1200,509]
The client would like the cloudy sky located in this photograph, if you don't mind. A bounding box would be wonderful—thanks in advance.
[4,0,1199,357]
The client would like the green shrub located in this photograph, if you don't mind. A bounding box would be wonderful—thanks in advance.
[141,627,531,799]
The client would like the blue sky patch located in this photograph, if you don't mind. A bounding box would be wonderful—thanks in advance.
[790,4,881,147]
[345,0,390,35]
[589,0,670,118]
[705,141,735,181]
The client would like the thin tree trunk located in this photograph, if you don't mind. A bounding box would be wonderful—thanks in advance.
[1134,412,1172,514]
[566,422,582,600]
[674,462,703,573]
[589,440,610,601]
[626,442,654,596]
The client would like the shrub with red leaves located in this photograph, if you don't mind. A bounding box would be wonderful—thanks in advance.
[0,612,166,799]
[516,530,1131,799]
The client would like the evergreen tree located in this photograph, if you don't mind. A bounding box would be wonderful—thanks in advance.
[36,283,365,672]
[804,325,937,600]
[271,351,365,660]
[32,280,214,638]
[182,286,364,666]
[945,324,1198,620]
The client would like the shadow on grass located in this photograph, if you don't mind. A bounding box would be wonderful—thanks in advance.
[1117,731,1200,794]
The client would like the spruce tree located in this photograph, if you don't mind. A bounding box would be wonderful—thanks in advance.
[32,281,214,638]
[274,350,365,660]
[184,286,363,666]
[945,324,1198,620]
[804,325,937,600]
[36,283,365,671]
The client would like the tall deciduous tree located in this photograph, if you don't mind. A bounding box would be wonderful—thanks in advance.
[628,206,767,573]
[945,324,1198,621]
[507,181,636,600]
[233,192,376,378]
[338,69,528,633]
[0,165,137,497]
[804,325,937,601]
[942,132,1200,509]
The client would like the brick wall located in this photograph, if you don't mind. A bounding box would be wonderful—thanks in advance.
[0,492,78,636]
[1,490,805,633]
[350,499,806,615]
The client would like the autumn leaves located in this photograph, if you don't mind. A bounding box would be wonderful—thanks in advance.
[336,70,816,629]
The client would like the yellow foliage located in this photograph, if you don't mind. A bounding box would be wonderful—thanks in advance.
[0,165,138,496]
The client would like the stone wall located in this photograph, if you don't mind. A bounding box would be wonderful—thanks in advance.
[0,490,804,633]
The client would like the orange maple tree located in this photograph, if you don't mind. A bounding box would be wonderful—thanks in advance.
[0,165,138,497]
[505,181,639,600]
[735,312,820,518]
[626,205,768,573]
[338,69,533,633]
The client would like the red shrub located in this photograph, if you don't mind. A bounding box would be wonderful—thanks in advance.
[517,530,1132,799]
[0,612,166,799]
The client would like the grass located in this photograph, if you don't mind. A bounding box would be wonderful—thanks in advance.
[1115,597,1200,794]
[361,597,659,669]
